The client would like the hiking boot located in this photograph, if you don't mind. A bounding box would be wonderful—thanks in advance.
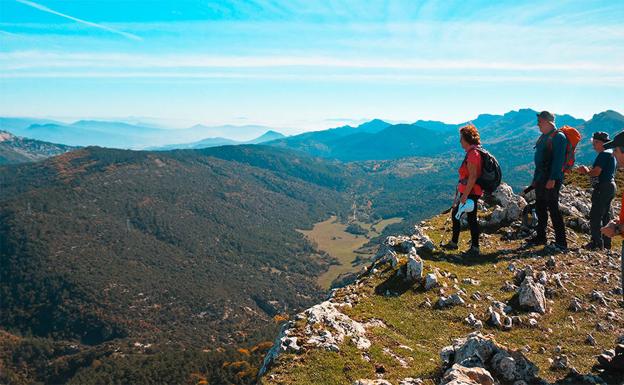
[441,241,458,250]
[461,246,480,258]
[524,236,547,247]
[544,243,568,254]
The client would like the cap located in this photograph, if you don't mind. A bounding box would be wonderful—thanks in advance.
[592,131,610,142]
[537,111,555,122]
[603,130,624,150]
[455,199,475,220]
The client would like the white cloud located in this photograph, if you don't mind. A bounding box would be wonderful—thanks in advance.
[2,51,623,73]
[15,0,142,41]
[2,70,622,87]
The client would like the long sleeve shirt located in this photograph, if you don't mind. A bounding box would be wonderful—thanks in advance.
[533,128,567,184]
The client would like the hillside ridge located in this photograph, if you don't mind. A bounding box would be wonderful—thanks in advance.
[259,178,624,385]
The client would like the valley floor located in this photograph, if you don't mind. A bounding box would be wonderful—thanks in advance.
[298,216,403,289]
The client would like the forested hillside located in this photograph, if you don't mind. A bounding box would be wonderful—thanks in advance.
[0,146,350,384]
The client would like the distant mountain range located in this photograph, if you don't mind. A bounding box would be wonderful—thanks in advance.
[0,117,281,149]
[148,130,285,150]
[266,108,614,162]
[4,109,623,164]
[0,130,76,165]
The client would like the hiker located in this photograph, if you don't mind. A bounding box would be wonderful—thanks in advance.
[577,131,616,250]
[442,124,482,257]
[525,111,568,251]
[599,130,624,304]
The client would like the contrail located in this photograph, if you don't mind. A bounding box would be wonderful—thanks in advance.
[15,0,142,41]
[0,30,20,37]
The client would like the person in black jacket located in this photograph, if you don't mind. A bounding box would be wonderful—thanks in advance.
[578,131,616,250]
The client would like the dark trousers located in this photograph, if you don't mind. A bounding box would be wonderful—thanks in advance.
[621,243,624,301]
[590,181,616,249]
[451,195,480,248]
[535,180,567,247]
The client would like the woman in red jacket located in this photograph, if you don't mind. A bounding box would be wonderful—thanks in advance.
[442,124,483,257]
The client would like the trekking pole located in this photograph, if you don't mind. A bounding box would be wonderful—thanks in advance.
[439,190,459,246]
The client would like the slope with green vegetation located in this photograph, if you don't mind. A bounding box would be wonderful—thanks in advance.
[0,145,352,384]
[260,172,624,385]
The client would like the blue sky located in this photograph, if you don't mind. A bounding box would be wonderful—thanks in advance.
[1,0,623,133]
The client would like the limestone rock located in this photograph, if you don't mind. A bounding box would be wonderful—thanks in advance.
[354,380,392,385]
[550,355,569,370]
[569,297,583,312]
[304,301,371,351]
[406,254,424,282]
[440,332,539,383]
[464,313,483,330]
[398,378,423,385]
[425,272,439,290]
[488,307,503,329]
[518,276,546,314]
[441,364,495,385]
[437,293,465,308]
[412,225,435,252]
[484,183,527,227]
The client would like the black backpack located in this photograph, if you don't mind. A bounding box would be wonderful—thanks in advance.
[463,147,502,194]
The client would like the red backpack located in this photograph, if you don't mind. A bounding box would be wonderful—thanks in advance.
[547,125,581,173]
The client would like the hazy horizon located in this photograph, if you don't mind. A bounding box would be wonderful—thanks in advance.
[2,0,623,133]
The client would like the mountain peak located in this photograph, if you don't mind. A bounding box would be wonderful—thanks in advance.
[357,119,390,130]
[247,130,285,144]
[592,110,624,121]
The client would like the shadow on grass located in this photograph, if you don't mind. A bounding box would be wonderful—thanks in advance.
[373,265,418,297]
[423,240,575,267]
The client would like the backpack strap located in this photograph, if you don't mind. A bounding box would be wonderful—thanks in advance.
[546,129,558,151]
[459,147,482,185]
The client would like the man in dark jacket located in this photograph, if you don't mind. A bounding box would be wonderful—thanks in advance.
[600,130,624,306]
[525,111,568,251]
[578,131,616,250]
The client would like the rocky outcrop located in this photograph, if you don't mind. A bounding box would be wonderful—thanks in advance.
[484,183,527,228]
[259,298,374,376]
[304,301,371,351]
[440,332,539,384]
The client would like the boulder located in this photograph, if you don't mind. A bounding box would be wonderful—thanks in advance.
[406,254,424,282]
[440,332,539,383]
[425,273,439,290]
[437,293,465,308]
[412,225,435,252]
[484,183,527,227]
[440,364,495,385]
[518,276,546,314]
[464,313,483,330]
